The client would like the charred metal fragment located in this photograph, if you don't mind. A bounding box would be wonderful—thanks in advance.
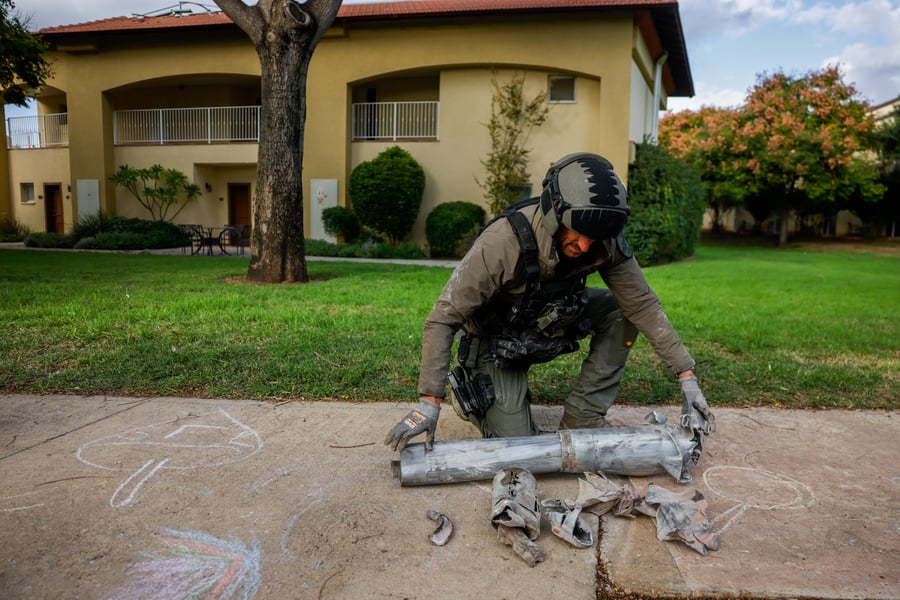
[426,509,453,546]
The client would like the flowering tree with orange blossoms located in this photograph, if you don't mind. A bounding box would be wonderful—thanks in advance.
[661,66,884,244]
[733,66,881,245]
[659,106,743,231]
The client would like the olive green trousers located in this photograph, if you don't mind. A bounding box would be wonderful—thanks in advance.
[458,288,638,438]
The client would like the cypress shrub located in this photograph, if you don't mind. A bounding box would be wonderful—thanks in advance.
[625,143,705,266]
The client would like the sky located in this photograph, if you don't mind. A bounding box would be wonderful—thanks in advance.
[5,0,899,119]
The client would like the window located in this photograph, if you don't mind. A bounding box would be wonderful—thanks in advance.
[548,76,576,103]
[20,183,35,204]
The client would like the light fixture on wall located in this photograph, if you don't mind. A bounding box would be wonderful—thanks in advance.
[205,182,212,192]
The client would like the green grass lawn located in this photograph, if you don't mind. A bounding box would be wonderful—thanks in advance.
[1,242,896,410]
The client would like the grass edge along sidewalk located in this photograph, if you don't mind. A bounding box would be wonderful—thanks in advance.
[0,242,896,409]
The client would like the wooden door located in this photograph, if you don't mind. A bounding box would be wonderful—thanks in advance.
[227,183,252,244]
[44,184,64,233]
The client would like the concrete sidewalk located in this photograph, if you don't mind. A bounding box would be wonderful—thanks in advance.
[0,394,896,599]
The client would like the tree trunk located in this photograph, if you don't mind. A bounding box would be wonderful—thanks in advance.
[777,207,790,247]
[249,31,310,283]
[215,0,343,284]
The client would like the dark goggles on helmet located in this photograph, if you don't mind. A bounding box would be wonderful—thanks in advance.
[562,205,629,241]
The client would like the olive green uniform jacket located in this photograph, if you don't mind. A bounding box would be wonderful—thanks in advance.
[417,201,695,399]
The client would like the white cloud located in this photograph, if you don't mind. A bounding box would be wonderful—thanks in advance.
[834,41,900,104]
[814,0,900,104]
[666,83,747,113]
[674,0,899,110]
[828,0,900,39]
[678,0,796,39]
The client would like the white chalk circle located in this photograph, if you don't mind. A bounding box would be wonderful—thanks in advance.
[702,465,815,533]
[703,465,815,510]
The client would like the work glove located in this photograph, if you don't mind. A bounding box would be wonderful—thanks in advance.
[384,399,441,452]
[679,375,716,433]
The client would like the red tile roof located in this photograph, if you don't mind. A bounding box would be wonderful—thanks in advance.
[339,0,677,18]
[36,0,691,96]
[37,13,230,34]
[38,0,676,34]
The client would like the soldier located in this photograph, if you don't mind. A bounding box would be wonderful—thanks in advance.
[385,152,715,451]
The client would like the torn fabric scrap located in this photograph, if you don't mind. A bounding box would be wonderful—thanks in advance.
[644,482,720,555]
[545,472,720,556]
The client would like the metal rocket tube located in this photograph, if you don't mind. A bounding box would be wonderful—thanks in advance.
[396,419,703,486]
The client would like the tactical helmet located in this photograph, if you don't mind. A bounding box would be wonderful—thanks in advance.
[540,152,630,240]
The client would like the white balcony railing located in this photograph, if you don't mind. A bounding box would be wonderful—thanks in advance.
[5,113,69,149]
[114,105,261,144]
[7,102,439,148]
[351,101,439,141]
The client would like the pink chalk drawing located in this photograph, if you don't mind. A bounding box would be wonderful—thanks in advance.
[108,529,260,600]
[76,408,263,507]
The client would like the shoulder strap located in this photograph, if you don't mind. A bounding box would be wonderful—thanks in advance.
[473,198,546,326]
[478,196,540,236]
[503,207,544,324]
[505,210,540,294]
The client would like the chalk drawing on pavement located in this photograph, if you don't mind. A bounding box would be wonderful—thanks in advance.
[107,529,260,600]
[76,408,263,508]
[703,465,815,534]
[1,491,44,513]
[248,460,389,562]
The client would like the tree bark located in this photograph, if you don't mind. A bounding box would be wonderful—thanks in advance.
[215,0,342,283]
[777,207,790,247]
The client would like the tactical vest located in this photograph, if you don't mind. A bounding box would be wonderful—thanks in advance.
[476,199,591,368]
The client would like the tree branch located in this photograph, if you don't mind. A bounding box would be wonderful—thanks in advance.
[303,0,343,43]
[214,0,265,42]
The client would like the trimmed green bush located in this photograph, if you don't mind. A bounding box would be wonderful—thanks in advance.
[321,206,361,243]
[304,238,340,257]
[23,232,76,248]
[375,241,425,259]
[425,201,487,258]
[625,143,706,266]
[99,217,186,249]
[304,238,425,260]
[93,232,148,250]
[22,215,186,250]
[349,146,425,245]
[73,236,98,249]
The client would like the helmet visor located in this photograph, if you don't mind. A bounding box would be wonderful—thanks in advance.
[564,206,629,241]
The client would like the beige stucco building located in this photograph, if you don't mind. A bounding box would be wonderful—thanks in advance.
[1,0,693,245]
